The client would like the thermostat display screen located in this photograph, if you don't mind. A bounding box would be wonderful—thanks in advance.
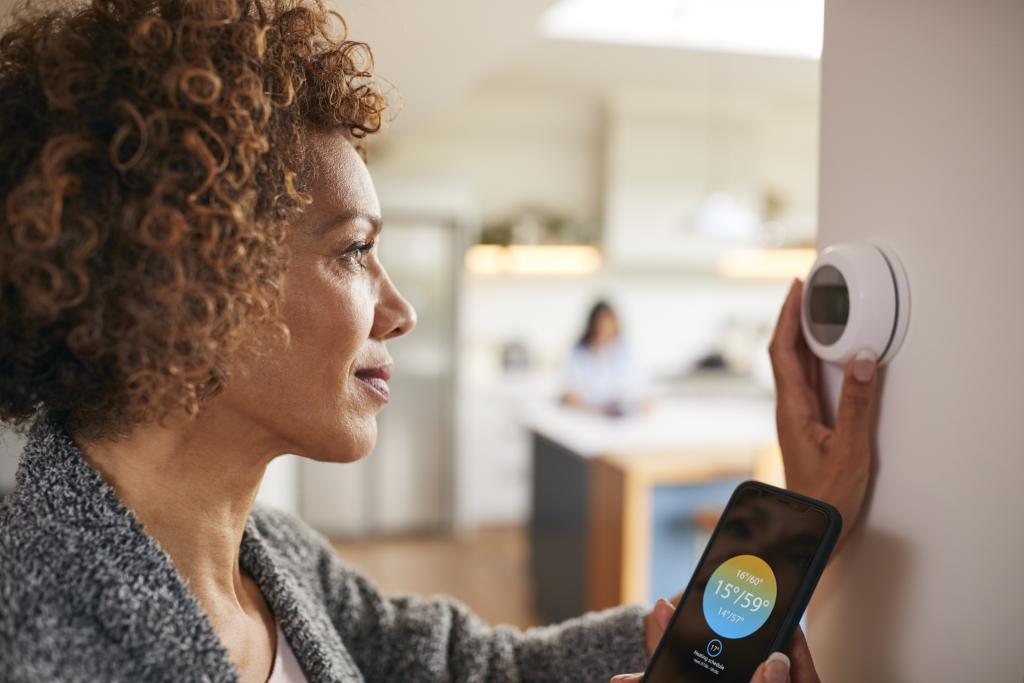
[807,265,849,345]
[809,285,849,325]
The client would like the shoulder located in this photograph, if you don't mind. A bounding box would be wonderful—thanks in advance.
[0,499,75,610]
[0,506,116,680]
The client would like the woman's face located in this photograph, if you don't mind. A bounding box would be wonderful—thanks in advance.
[592,308,620,347]
[216,131,416,463]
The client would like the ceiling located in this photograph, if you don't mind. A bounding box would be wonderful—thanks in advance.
[497,38,820,101]
[0,0,819,132]
[336,1,819,135]
[333,0,559,132]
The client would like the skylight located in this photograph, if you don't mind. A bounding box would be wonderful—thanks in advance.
[540,0,824,60]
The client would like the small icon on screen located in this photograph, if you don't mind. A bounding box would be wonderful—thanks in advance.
[707,639,723,658]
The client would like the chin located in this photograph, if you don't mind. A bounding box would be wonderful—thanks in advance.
[303,417,377,464]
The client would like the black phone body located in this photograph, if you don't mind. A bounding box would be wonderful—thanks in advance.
[642,481,841,683]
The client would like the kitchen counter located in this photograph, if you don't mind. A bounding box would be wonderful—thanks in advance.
[521,394,776,458]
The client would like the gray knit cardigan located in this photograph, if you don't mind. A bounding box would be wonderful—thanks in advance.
[0,413,649,682]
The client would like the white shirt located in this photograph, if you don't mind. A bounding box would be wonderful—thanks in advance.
[267,622,309,683]
[562,340,646,408]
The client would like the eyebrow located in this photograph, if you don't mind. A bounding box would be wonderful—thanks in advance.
[316,210,383,238]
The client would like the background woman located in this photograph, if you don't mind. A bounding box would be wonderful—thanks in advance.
[561,300,647,416]
[0,1,879,681]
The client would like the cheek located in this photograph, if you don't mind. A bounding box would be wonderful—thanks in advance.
[286,272,374,371]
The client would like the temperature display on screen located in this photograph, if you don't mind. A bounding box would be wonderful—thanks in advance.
[710,580,772,612]
[702,555,778,639]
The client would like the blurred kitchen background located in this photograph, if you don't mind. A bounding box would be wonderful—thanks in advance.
[0,0,823,629]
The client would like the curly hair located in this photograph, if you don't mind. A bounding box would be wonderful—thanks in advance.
[0,0,389,440]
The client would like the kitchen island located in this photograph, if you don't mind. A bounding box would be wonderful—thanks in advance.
[524,395,780,622]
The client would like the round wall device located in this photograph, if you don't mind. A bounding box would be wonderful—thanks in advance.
[800,243,910,366]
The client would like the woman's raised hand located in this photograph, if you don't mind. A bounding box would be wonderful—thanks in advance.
[769,279,880,548]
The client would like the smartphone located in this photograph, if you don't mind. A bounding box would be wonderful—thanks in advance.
[642,481,841,682]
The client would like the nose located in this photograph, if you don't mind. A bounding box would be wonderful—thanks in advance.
[373,271,416,340]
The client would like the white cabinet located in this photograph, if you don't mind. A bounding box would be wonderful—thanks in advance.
[602,89,819,268]
[454,373,560,529]
[456,392,532,527]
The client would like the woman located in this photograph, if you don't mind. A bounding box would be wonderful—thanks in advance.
[561,300,647,416]
[0,1,879,681]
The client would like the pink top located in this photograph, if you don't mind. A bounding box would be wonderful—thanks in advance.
[267,622,309,683]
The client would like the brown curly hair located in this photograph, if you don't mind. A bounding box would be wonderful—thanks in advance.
[0,0,389,440]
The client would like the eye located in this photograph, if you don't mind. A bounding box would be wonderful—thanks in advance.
[338,240,375,268]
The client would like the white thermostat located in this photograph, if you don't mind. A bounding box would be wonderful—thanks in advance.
[801,242,910,366]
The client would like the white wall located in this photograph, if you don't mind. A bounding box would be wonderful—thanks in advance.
[0,429,24,493]
[254,455,300,516]
[809,0,1024,679]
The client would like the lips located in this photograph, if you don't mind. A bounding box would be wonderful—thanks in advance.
[354,364,392,402]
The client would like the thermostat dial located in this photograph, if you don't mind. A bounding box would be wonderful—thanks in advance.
[800,243,909,366]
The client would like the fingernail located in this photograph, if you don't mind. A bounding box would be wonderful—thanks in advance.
[853,350,876,383]
[610,675,642,682]
[654,598,674,629]
[764,652,790,683]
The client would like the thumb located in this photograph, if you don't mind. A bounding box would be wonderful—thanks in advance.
[750,652,791,683]
[835,350,879,438]
[653,598,675,631]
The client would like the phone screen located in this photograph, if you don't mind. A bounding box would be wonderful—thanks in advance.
[644,484,834,682]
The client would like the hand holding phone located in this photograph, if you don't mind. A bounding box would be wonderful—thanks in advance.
[639,482,840,683]
[615,594,821,683]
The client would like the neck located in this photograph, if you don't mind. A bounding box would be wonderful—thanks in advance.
[77,407,280,604]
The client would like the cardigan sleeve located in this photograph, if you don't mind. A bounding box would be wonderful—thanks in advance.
[257,507,650,682]
[325,570,649,682]
[331,573,643,683]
